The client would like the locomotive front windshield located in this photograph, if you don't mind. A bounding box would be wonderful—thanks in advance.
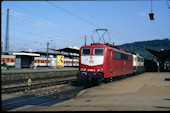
[94,48,104,55]
[82,48,90,55]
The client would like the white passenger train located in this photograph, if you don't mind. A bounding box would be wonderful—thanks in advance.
[1,55,16,67]
[132,53,145,74]
[1,55,79,67]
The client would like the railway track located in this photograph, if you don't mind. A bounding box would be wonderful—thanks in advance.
[2,78,77,93]
[2,86,85,111]
[2,72,137,94]
[2,73,139,111]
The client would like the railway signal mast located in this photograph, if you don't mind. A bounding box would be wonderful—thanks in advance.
[43,38,59,67]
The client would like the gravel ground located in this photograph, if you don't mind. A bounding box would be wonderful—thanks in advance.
[25,84,75,97]
[1,82,75,100]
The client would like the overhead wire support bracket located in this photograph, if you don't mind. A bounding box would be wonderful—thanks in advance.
[166,0,170,9]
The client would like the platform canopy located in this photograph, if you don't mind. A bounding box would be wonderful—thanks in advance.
[12,52,40,68]
[13,52,40,56]
[19,46,80,58]
[50,46,80,54]
[146,48,170,72]
[145,49,170,60]
[30,51,59,56]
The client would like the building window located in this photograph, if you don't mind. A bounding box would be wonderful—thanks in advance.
[3,58,5,62]
[11,58,14,62]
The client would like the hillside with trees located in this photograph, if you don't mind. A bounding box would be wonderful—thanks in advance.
[118,38,170,59]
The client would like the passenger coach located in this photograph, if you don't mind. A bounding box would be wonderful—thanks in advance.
[133,53,145,74]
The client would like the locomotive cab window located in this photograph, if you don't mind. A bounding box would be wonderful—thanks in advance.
[94,48,104,55]
[82,48,90,55]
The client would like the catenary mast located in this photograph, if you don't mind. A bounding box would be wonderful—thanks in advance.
[5,9,9,55]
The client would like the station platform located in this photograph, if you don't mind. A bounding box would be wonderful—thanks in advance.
[2,67,78,74]
[13,72,170,111]
[2,67,78,82]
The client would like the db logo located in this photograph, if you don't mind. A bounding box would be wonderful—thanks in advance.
[89,60,94,63]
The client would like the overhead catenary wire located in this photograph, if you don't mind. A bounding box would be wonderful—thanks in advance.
[11,24,84,44]
[2,10,87,40]
[2,9,89,49]
[2,11,89,50]
[2,11,123,48]
[3,1,163,51]
[2,2,131,47]
[2,2,87,38]
[7,27,82,47]
[47,1,100,28]
[69,1,133,45]
[2,22,84,52]
[2,12,84,39]
[2,4,96,48]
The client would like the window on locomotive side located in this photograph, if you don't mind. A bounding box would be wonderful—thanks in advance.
[121,54,128,60]
[113,51,121,59]
[128,55,132,61]
[82,48,90,55]
[94,48,104,55]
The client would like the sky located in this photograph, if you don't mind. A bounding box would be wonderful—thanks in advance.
[1,0,170,53]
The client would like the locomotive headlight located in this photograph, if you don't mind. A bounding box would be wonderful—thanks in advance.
[80,68,86,71]
[97,69,103,72]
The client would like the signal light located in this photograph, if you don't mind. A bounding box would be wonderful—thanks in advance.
[149,13,154,20]
[97,69,103,72]
[149,0,154,20]
[80,68,86,71]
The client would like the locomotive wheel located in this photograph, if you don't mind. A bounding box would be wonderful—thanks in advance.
[97,78,102,85]
[123,75,127,78]
[93,78,102,85]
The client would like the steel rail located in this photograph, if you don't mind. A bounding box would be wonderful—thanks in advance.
[2,78,77,93]
[2,86,84,111]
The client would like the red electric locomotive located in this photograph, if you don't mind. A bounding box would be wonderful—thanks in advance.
[76,29,133,85]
